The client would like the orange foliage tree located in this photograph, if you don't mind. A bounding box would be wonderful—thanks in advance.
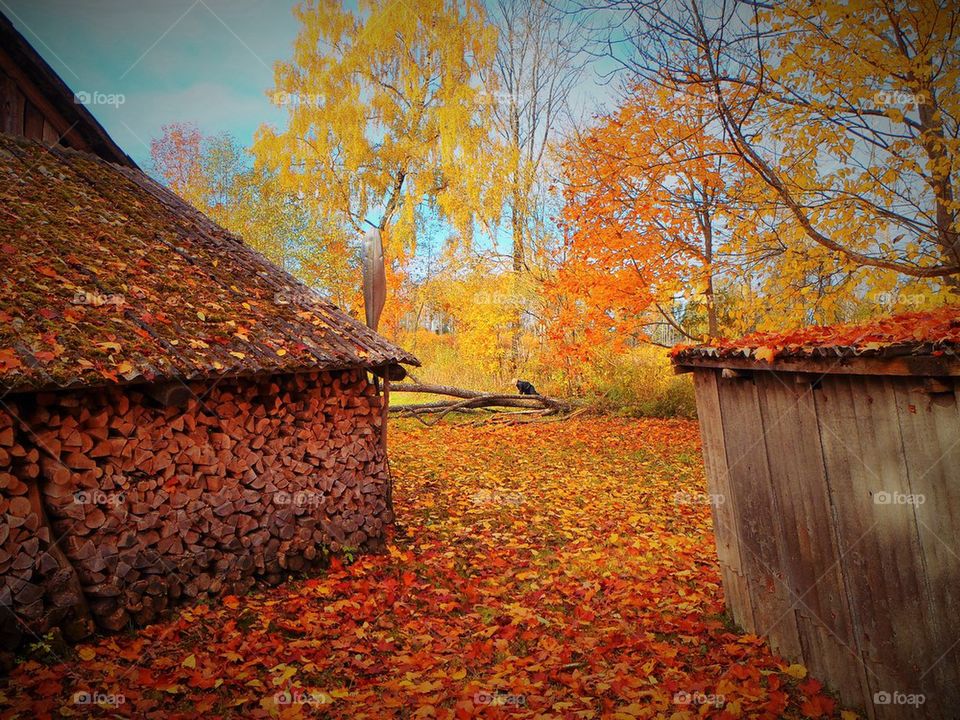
[552,83,742,363]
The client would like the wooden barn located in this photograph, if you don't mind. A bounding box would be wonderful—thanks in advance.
[0,13,417,648]
[673,308,960,720]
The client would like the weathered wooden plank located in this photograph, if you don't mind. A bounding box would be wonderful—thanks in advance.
[0,50,90,153]
[754,374,873,712]
[692,370,754,632]
[23,98,44,139]
[716,374,803,659]
[815,375,939,719]
[0,70,25,136]
[892,379,960,712]
[41,118,59,144]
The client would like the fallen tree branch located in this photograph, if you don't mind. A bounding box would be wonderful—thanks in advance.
[472,405,591,427]
[389,382,573,425]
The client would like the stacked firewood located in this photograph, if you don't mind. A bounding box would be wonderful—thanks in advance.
[0,369,388,646]
[0,404,92,649]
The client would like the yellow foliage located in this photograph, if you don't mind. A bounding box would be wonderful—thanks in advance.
[252,0,499,264]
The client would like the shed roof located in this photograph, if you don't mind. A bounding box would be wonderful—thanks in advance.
[0,134,419,394]
[672,306,960,376]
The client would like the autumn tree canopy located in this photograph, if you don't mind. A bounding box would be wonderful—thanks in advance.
[591,0,960,284]
[557,83,743,348]
[553,0,959,349]
[253,0,498,261]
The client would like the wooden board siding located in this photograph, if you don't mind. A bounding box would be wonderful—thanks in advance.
[890,381,960,711]
[717,376,804,660]
[0,69,25,136]
[692,367,960,720]
[692,371,754,631]
[818,376,939,720]
[0,67,66,145]
[675,351,960,378]
[0,15,134,165]
[753,374,873,713]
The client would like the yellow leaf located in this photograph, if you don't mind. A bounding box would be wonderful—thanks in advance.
[182,654,197,669]
[270,663,298,685]
[78,647,96,661]
[783,663,807,679]
[754,346,776,363]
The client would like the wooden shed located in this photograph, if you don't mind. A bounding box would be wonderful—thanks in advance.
[0,14,418,650]
[672,308,960,719]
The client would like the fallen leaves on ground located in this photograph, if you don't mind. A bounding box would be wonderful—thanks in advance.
[1,418,854,718]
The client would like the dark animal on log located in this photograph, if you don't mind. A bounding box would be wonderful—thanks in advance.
[513,379,539,396]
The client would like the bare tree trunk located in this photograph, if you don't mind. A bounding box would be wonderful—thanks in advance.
[701,208,718,337]
[483,0,587,366]
[511,199,524,366]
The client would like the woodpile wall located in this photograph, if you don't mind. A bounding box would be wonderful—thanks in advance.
[0,369,388,649]
[692,369,959,720]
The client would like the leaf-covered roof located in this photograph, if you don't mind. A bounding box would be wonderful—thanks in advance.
[0,134,418,394]
[671,306,960,365]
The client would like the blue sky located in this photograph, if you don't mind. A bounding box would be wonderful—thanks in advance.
[2,0,300,168]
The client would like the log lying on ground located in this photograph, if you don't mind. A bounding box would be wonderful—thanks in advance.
[389,383,572,423]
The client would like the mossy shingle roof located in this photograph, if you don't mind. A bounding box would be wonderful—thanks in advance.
[0,134,418,393]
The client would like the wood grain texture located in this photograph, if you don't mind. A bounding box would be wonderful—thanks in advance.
[891,380,960,711]
[0,70,24,136]
[692,370,755,631]
[675,354,960,378]
[716,375,803,659]
[22,98,43,140]
[754,374,872,713]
